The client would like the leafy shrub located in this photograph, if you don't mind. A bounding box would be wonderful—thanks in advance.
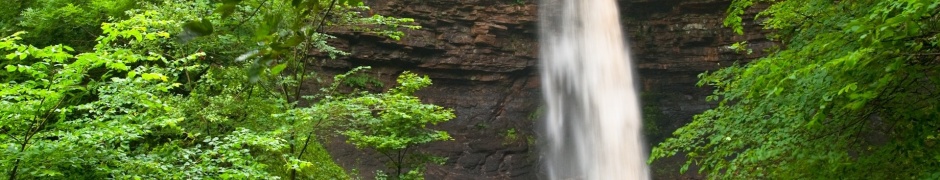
[2,0,440,179]
[651,0,940,179]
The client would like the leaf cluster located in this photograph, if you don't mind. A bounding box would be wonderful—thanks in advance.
[653,0,940,179]
[0,0,441,179]
[0,0,147,50]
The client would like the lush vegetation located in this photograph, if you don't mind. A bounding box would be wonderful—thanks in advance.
[651,0,940,179]
[0,0,450,179]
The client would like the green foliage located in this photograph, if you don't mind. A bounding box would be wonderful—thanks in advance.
[342,72,385,89]
[332,71,455,180]
[1,0,143,50]
[198,0,420,82]
[1,0,435,179]
[2,14,219,178]
[0,1,27,33]
[503,128,519,145]
[376,168,424,180]
[728,41,752,55]
[652,0,940,179]
[527,105,544,121]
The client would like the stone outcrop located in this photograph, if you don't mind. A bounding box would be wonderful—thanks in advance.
[318,1,541,179]
[316,0,771,179]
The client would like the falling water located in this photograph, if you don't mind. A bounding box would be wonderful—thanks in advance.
[539,0,650,179]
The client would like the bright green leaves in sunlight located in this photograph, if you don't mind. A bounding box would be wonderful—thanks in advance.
[295,67,453,180]
[651,0,940,179]
[335,70,454,180]
[340,72,454,151]
[0,13,205,178]
[0,0,440,179]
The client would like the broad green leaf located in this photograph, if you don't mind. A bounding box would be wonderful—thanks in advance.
[110,62,128,71]
[270,63,287,75]
[126,71,137,78]
[141,73,167,81]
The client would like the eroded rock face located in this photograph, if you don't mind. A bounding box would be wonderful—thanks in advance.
[317,0,770,179]
[318,1,541,179]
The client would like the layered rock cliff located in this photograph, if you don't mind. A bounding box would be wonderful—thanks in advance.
[316,0,771,179]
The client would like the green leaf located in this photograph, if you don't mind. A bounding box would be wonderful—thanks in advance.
[141,73,167,81]
[129,31,143,41]
[346,0,363,6]
[4,65,15,72]
[270,63,287,75]
[110,62,128,71]
[838,83,857,95]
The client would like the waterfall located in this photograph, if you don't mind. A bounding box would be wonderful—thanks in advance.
[539,0,650,179]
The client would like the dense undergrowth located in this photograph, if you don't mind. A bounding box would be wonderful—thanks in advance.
[0,0,449,179]
[651,0,940,179]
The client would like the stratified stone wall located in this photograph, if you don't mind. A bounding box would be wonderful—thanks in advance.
[315,0,770,179]
[316,1,541,179]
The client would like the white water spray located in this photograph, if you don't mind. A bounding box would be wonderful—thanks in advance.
[539,0,650,179]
